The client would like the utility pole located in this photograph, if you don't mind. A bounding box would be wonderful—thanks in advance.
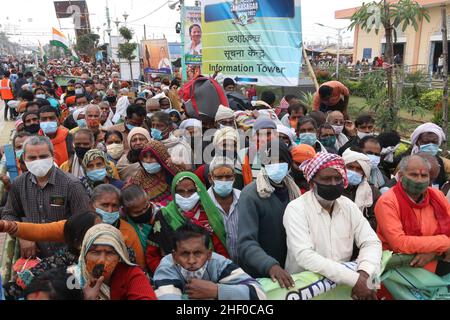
[105,0,111,31]
[336,29,342,79]
[441,3,449,153]
[144,24,147,40]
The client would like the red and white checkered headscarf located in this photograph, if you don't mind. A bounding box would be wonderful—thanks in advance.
[299,152,348,188]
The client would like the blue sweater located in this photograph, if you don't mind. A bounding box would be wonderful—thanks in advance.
[154,252,266,300]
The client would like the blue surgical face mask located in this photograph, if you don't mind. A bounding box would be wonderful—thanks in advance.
[175,193,200,212]
[40,121,58,134]
[75,88,84,95]
[126,124,136,131]
[299,133,317,146]
[419,143,440,156]
[142,162,161,174]
[76,119,87,128]
[87,168,107,182]
[151,128,163,141]
[347,170,363,186]
[95,208,120,225]
[264,162,289,184]
[35,94,46,100]
[15,149,24,160]
[213,180,234,197]
[367,154,381,168]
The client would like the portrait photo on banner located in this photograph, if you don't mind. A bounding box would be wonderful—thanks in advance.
[142,39,172,75]
[184,6,203,65]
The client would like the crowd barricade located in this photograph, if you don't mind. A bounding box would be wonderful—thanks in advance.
[258,251,391,300]
[258,251,450,300]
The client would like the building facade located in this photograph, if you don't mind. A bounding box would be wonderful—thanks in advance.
[336,0,450,73]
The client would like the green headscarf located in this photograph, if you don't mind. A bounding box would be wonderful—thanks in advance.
[161,171,227,250]
[82,149,115,178]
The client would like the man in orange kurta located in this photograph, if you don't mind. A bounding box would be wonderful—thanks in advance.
[375,155,450,273]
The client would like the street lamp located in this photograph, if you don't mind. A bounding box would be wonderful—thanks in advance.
[105,27,112,38]
[315,23,347,79]
[114,18,121,32]
[168,0,183,10]
[123,12,129,25]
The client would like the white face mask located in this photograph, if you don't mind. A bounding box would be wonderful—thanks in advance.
[357,131,372,139]
[331,125,344,135]
[177,261,209,281]
[25,158,54,177]
[175,193,200,212]
[106,143,124,160]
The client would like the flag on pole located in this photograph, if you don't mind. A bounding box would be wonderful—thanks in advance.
[50,27,70,50]
[71,47,80,62]
[50,27,80,62]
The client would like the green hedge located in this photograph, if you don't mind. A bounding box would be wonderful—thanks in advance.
[419,89,444,111]
[345,80,365,97]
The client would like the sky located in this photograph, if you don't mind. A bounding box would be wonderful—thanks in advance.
[0,0,366,48]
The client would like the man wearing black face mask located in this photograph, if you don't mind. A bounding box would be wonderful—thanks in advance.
[284,152,382,300]
[22,111,40,134]
[106,94,117,105]
[60,129,95,179]
[105,89,118,113]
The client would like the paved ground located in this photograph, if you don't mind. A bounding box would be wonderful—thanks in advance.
[0,99,16,263]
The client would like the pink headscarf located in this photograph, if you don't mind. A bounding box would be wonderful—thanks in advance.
[15,119,23,131]
[275,97,290,116]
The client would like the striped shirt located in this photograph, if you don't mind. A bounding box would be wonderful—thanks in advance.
[1,166,91,257]
[207,188,240,263]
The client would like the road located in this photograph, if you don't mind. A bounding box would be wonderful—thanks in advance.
[0,99,16,263]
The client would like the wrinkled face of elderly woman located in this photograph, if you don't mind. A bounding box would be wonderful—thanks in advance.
[85,244,120,283]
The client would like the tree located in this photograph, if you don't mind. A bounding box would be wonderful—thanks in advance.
[76,33,100,60]
[0,32,21,56]
[117,26,138,81]
[349,0,430,131]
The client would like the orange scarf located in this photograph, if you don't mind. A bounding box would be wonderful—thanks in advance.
[392,181,450,236]
[39,127,69,166]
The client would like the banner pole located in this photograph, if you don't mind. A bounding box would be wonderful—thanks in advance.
[303,43,319,91]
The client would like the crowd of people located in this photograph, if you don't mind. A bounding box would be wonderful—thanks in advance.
[0,57,449,301]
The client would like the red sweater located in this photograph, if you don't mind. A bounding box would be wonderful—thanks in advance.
[110,263,157,300]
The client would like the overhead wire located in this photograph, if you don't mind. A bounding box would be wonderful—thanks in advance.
[126,1,171,24]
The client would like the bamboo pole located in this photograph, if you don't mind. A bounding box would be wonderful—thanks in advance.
[303,43,319,91]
